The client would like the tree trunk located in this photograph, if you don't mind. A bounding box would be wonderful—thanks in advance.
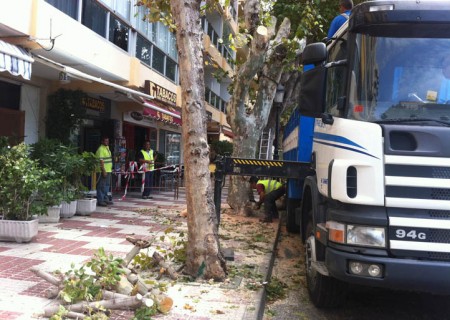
[226,15,291,213]
[170,0,226,280]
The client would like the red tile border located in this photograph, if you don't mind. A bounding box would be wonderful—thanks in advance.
[0,310,22,319]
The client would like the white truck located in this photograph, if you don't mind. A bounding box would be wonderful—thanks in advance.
[289,0,450,307]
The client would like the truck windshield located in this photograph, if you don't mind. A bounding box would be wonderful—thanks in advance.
[349,34,450,125]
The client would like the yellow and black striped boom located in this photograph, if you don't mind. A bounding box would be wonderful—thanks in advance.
[219,156,312,179]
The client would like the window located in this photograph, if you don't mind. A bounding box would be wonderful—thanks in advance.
[152,47,165,75]
[136,35,178,83]
[0,81,20,110]
[45,0,78,19]
[351,35,450,122]
[156,22,169,53]
[136,5,151,37]
[114,0,130,20]
[136,35,151,66]
[166,58,177,82]
[82,0,107,37]
[165,133,181,165]
[99,0,130,20]
[168,32,178,61]
[109,15,129,51]
[325,35,348,116]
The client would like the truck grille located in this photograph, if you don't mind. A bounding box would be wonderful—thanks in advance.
[385,155,450,259]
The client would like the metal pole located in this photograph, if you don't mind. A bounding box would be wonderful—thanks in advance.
[273,103,280,160]
[213,157,224,225]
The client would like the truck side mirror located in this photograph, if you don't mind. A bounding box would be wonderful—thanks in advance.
[299,65,327,118]
[302,43,327,65]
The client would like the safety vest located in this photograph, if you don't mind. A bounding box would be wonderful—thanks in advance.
[141,149,154,171]
[95,145,112,173]
[258,179,283,193]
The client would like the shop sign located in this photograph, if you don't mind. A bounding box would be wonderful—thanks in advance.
[143,106,182,126]
[81,96,106,112]
[130,111,143,121]
[123,111,156,127]
[145,80,177,105]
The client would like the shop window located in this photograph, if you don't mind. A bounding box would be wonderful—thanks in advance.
[45,0,78,19]
[0,81,20,110]
[0,80,23,145]
[152,47,165,75]
[165,133,181,165]
[82,0,107,37]
[149,127,157,151]
[109,15,129,51]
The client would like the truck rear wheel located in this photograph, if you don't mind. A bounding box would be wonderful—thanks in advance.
[286,198,301,233]
[305,221,348,308]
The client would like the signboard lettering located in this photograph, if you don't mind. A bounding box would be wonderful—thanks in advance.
[145,80,177,105]
[81,96,106,112]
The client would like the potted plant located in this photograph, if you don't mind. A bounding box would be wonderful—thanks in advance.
[30,139,65,223]
[75,151,98,216]
[0,138,61,242]
[31,140,87,218]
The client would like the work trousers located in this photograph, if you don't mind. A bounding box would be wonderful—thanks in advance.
[264,186,286,219]
[97,173,111,203]
[142,171,154,197]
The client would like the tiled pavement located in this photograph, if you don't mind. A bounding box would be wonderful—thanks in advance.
[0,186,279,320]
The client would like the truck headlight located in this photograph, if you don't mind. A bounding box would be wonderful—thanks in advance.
[347,225,385,247]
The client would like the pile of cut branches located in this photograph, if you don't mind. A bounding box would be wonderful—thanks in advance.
[33,234,181,319]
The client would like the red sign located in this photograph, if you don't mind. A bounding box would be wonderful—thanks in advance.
[143,103,182,126]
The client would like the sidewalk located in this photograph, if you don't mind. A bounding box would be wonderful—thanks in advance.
[0,187,281,320]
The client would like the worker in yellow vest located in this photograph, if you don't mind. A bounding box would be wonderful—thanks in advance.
[138,141,154,199]
[95,136,113,206]
[250,176,285,223]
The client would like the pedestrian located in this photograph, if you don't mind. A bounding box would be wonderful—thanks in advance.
[250,176,286,223]
[327,0,353,39]
[95,136,114,206]
[139,141,154,199]
[438,55,450,103]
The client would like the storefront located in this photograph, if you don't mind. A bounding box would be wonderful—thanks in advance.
[79,95,114,154]
[121,80,182,167]
[0,40,37,146]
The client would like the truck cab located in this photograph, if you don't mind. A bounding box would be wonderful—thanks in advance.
[295,0,450,307]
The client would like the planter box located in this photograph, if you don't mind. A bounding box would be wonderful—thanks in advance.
[39,205,61,223]
[0,219,38,243]
[60,200,77,218]
[76,198,96,216]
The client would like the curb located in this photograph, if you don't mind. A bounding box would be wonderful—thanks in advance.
[243,216,283,320]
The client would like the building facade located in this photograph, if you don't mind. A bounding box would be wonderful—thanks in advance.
[0,0,235,169]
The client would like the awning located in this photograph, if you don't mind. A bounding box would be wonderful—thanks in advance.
[143,100,182,126]
[222,127,234,138]
[0,40,34,80]
[32,54,155,101]
[32,54,182,126]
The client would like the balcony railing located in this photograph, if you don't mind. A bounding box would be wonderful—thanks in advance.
[202,17,235,69]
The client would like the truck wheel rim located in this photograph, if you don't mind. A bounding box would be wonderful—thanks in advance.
[306,234,317,288]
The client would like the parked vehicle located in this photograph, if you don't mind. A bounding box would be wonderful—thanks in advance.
[284,0,450,307]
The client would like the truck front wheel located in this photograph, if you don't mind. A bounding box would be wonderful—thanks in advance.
[305,221,348,308]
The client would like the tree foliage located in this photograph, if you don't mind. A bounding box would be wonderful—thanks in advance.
[46,89,86,145]
[273,0,365,43]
